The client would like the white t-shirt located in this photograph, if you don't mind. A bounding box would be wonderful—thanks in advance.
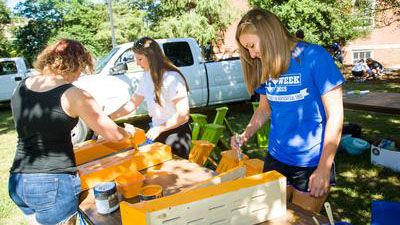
[136,71,188,126]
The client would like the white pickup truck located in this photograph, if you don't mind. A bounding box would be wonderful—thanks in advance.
[0,57,36,102]
[72,38,250,143]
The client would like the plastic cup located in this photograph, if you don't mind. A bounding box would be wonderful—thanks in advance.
[115,171,144,199]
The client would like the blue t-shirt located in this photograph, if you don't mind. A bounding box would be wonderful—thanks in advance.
[255,42,345,167]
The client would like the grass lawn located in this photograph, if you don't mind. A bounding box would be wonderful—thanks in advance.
[0,75,399,225]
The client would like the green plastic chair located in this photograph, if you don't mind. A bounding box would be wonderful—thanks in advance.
[190,114,208,140]
[212,107,228,125]
[191,107,230,148]
[213,106,234,137]
[191,122,201,141]
[200,124,226,167]
[191,113,208,127]
[200,124,225,145]
[252,102,270,150]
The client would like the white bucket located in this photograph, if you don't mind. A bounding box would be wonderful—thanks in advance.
[94,182,119,214]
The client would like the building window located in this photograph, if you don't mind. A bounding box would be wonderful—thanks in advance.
[353,0,376,27]
[352,50,373,64]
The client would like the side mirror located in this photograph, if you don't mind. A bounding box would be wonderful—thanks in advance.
[123,56,134,63]
[110,63,128,75]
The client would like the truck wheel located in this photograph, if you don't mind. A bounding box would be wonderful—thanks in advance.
[71,119,92,144]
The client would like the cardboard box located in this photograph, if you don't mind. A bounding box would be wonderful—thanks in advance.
[371,145,400,172]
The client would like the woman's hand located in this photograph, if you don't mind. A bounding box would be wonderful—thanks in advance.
[146,126,162,141]
[230,133,248,154]
[308,167,331,197]
[124,123,136,139]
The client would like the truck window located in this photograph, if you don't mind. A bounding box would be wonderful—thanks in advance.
[0,61,17,76]
[24,59,31,69]
[95,47,120,74]
[115,49,143,73]
[163,42,194,67]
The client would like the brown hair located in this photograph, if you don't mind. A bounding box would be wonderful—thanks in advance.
[133,37,189,106]
[235,8,298,94]
[34,39,94,81]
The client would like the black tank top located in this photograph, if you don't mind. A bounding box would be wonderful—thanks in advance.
[10,78,79,173]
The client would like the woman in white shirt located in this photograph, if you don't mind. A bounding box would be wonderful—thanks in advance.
[110,37,191,159]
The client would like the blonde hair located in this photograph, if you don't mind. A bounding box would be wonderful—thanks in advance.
[34,39,94,81]
[133,37,189,106]
[235,8,298,94]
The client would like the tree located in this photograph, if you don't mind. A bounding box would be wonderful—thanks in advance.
[49,0,110,57]
[0,1,11,57]
[130,0,239,46]
[249,0,368,46]
[13,0,64,63]
[12,0,238,61]
[373,0,400,25]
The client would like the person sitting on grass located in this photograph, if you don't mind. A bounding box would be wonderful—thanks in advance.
[366,58,384,78]
[352,59,368,80]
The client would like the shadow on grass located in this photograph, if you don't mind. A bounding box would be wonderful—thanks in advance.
[327,109,400,224]
[342,77,400,93]
[0,104,15,136]
[329,149,400,225]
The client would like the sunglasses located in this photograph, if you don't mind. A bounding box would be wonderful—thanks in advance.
[133,38,152,50]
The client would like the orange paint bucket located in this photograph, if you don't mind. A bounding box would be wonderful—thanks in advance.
[115,171,144,199]
[139,185,163,201]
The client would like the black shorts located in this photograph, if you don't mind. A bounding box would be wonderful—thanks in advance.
[352,70,364,77]
[263,152,336,192]
[155,122,192,159]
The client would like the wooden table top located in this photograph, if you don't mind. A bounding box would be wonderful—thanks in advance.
[79,158,329,225]
[343,92,400,114]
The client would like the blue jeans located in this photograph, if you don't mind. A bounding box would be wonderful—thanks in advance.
[8,173,81,225]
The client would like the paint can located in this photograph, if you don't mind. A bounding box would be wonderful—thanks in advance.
[94,182,119,214]
[139,185,163,201]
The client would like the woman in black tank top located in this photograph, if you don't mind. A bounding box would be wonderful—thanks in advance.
[8,39,134,225]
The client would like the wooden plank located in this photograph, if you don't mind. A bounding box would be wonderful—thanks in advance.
[185,166,246,191]
[74,127,146,165]
[78,143,172,191]
[343,92,400,114]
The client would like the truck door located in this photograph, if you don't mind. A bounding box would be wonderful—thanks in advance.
[0,60,20,102]
[162,41,207,107]
[112,48,148,115]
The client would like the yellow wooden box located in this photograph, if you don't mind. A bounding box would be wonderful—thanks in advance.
[73,127,146,165]
[120,170,286,225]
[78,143,172,191]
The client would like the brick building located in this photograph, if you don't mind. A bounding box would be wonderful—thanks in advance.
[344,5,400,69]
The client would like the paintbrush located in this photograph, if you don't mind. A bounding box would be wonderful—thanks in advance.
[235,134,244,162]
[324,202,335,225]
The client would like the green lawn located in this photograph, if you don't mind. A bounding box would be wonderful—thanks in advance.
[0,104,26,225]
[1,76,399,225]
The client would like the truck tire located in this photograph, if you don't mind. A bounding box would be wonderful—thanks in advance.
[71,119,92,145]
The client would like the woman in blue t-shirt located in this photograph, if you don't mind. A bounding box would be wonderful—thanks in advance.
[231,8,345,213]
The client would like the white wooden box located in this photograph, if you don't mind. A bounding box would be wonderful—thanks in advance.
[371,145,400,172]
[120,171,287,225]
